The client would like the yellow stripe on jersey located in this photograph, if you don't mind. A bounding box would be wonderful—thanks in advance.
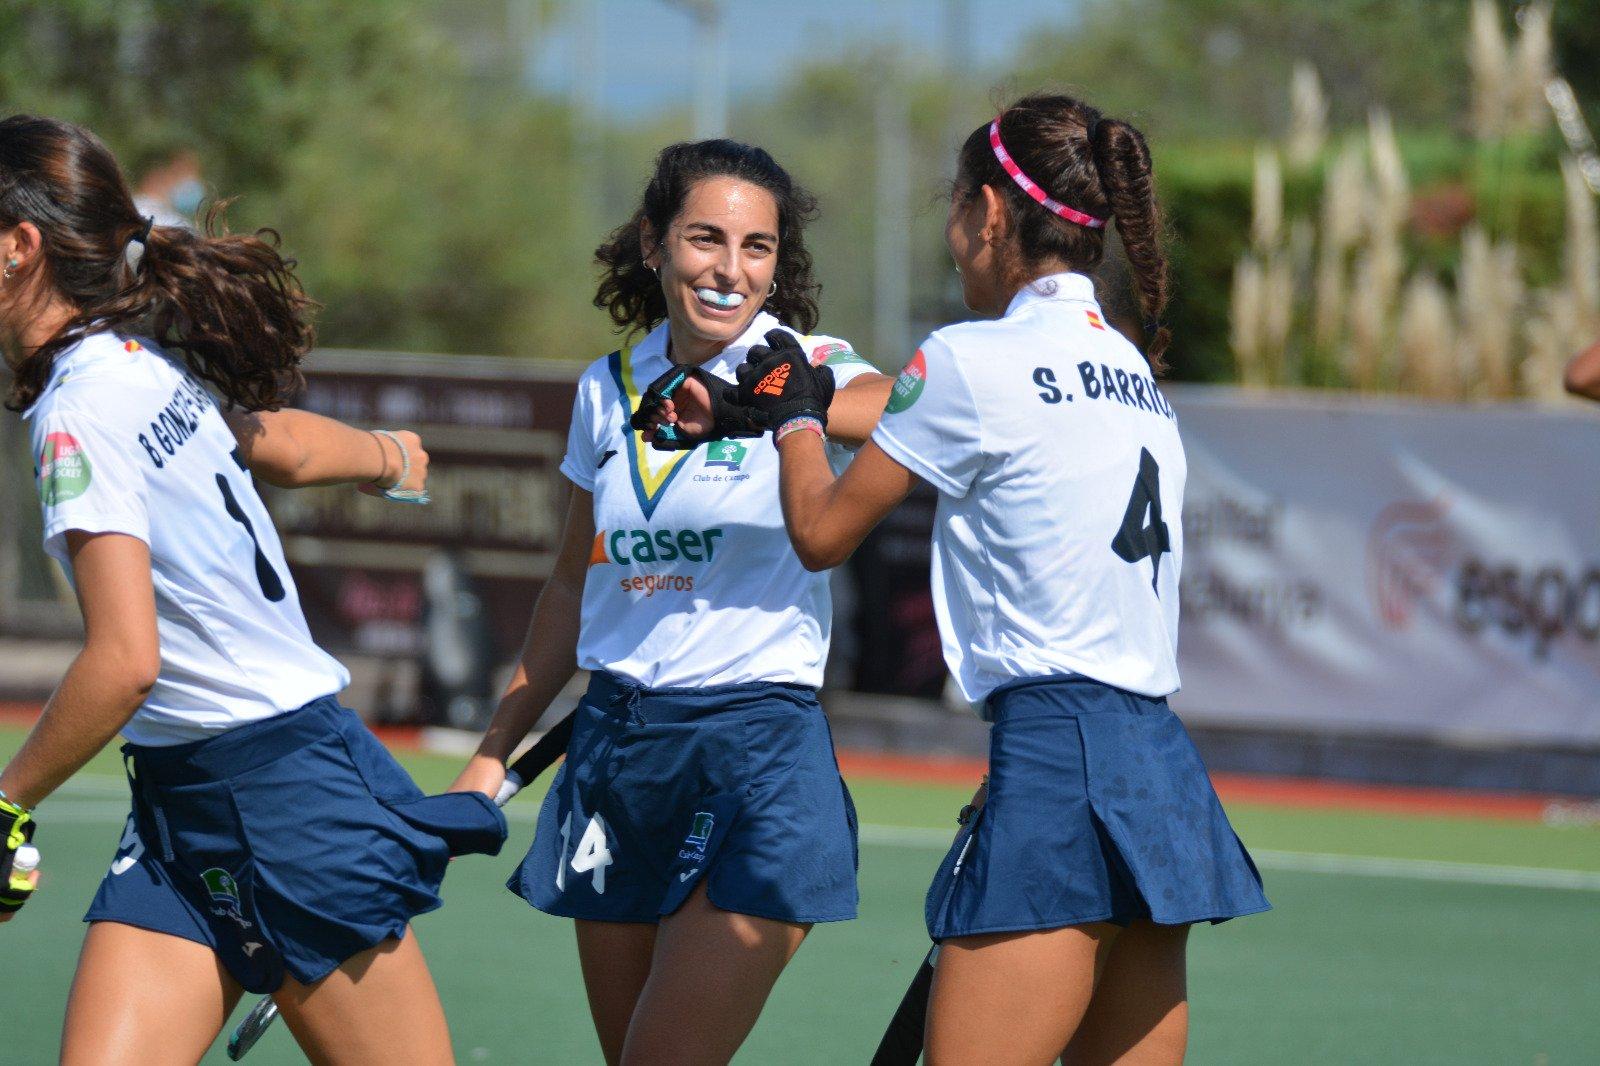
[610,347,695,519]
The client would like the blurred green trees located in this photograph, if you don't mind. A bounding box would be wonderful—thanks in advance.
[0,0,603,360]
[2,0,1598,386]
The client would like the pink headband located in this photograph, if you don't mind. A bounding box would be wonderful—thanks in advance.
[988,118,1107,230]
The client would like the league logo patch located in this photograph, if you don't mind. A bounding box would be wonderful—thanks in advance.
[37,431,92,505]
[885,349,927,413]
[704,440,748,471]
[810,342,868,368]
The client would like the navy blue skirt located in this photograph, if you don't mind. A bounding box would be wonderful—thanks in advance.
[85,697,507,993]
[925,676,1269,939]
[510,672,859,924]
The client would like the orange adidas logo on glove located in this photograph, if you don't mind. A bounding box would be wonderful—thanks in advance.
[753,364,791,396]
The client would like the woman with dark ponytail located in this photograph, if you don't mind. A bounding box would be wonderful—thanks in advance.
[0,115,504,1063]
[667,93,1270,1062]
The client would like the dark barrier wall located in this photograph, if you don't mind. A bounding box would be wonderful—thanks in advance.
[266,351,577,679]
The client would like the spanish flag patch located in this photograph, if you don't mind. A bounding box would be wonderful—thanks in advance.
[1085,310,1106,331]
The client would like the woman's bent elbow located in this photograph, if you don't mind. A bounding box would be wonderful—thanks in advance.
[96,643,160,699]
[794,542,845,572]
[128,657,160,697]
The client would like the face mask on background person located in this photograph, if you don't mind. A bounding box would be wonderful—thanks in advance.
[170,177,204,218]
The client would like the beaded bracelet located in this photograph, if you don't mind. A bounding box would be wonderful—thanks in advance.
[774,416,825,446]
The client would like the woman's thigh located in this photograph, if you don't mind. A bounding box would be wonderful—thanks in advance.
[1062,921,1190,1066]
[271,930,452,1066]
[62,921,242,1066]
[620,883,809,1066]
[575,918,659,1066]
[925,923,1119,1066]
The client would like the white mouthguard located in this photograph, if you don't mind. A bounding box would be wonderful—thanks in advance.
[695,288,746,308]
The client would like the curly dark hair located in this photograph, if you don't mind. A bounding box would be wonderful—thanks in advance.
[1,115,313,412]
[955,93,1172,373]
[594,139,820,336]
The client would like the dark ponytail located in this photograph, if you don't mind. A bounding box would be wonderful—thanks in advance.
[1,115,312,412]
[1089,119,1171,370]
[955,94,1172,373]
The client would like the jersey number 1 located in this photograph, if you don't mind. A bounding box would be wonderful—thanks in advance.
[216,449,285,602]
[1111,448,1171,594]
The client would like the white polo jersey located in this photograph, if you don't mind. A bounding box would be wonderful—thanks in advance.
[24,333,348,745]
[872,272,1185,707]
[565,312,878,688]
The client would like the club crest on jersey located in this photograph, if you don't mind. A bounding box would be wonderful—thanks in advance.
[885,349,927,413]
[36,432,92,505]
[704,440,748,471]
[201,867,254,929]
[203,868,241,905]
[677,811,715,862]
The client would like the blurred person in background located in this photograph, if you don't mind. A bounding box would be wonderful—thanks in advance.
[1563,338,1600,401]
[0,114,504,1064]
[720,94,1271,1064]
[450,138,891,1065]
[419,547,497,729]
[132,147,205,232]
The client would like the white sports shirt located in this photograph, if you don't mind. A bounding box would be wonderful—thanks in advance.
[872,272,1185,708]
[565,312,878,688]
[25,333,348,745]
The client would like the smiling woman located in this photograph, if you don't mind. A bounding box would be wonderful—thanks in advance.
[592,139,820,356]
[450,138,892,1066]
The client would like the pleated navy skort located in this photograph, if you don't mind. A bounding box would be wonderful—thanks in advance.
[511,671,859,925]
[86,696,507,993]
[926,676,1270,939]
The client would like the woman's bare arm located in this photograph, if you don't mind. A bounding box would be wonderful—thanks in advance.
[224,409,425,493]
[0,532,160,808]
[449,482,595,797]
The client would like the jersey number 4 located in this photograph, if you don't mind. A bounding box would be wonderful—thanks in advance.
[557,811,614,894]
[1111,448,1172,594]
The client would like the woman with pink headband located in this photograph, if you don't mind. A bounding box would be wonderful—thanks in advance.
[661,92,1271,1063]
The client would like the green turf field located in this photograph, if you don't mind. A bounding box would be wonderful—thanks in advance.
[3,725,1597,1064]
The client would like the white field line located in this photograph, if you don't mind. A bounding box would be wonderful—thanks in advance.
[51,775,128,795]
[48,776,1600,893]
[854,824,1600,893]
[31,775,131,822]
[34,802,133,823]
[1247,848,1600,892]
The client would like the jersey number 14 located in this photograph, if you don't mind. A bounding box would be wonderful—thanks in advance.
[1111,448,1171,594]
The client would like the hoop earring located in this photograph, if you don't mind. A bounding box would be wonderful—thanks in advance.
[768,281,777,297]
